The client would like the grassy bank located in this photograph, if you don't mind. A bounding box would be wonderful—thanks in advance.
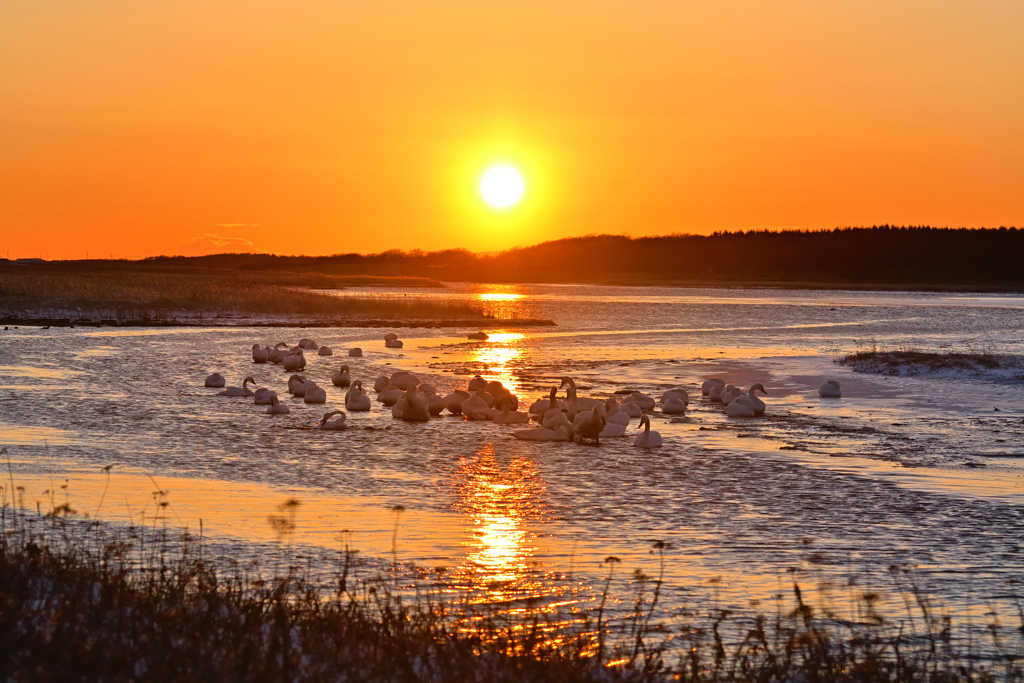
[0,266,488,323]
[836,342,1024,379]
[1,466,1021,681]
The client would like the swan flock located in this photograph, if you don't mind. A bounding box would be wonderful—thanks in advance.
[207,332,842,449]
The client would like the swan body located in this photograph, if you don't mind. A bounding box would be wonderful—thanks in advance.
[604,399,631,427]
[332,365,351,387]
[662,396,688,415]
[303,384,327,404]
[205,372,226,388]
[726,395,756,418]
[819,380,842,398]
[385,339,403,348]
[384,332,398,342]
[701,378,725,396]
[266,396,290,415]
[251,344,270,363]
[559,378,602,410]
[493,397,531,424]
[254,387,278,405]
[721,385,741,405]
[747,383,767,415]
[542,404,573,432]
[619,399,643,418]
[443,390,470,414]
[373,376,391,393]
[298,338,318,350]
[574,407,606,444]
[660,388,690,406]
[462,392,498,420]
[423,391,445,416]
[512,424,573,442]
[282,351,306,372]
[467,331,489,340]
[348,348,363,357]
[318,346,333,356]
[629,392,656,411]
[417,383,438,395]
[599,422,627,438]
[708,384,725,402]
[269,342,290,364]
[467,375,487,392]
[345,381,372,411]
[217,376,256,397]
[400,385,431,422]
[390,371,419,390]
[633,415,663,448]
[287,374,308,396]
[315,410,346,429]
[378,385,404,406]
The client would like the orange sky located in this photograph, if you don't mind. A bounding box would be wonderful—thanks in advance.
[1,1,1022,258]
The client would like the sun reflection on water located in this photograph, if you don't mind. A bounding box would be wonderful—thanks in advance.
[448,443,548,604]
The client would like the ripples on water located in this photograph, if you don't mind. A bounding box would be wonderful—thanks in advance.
[1,285,1022,643]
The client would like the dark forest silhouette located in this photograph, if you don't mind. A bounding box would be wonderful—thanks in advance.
[13,227,1021,288]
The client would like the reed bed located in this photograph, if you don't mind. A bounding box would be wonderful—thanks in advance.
[1,464,1021,682]
[0,268,484,321]
[836,340,1023,378]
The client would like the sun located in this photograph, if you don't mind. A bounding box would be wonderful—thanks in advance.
[479,164,525,209]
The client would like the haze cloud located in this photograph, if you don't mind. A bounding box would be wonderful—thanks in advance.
[176,233,265,257]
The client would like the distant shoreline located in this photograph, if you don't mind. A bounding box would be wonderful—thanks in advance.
[0,316,555,329]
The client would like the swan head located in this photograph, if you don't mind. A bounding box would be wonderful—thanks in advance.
[638,414,651,430]
[319,410,345,424]
[558,377,576,389]
[243,376,256,386]
[339,364,349,373]
[750,383,767,395]
[275,342,289,349]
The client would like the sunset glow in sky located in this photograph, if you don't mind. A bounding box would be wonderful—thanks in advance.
[1,1,1022,258]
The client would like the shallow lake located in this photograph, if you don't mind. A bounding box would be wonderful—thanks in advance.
[2,284,1022,644]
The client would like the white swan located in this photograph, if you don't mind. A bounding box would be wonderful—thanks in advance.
[345,381,372,411]
[373,376,391,393]
[443,390,470,414]
[708,383,726,402]
[721,385,741,405]
[604,398,631,426]
[417,383,438,395]
[287,374,308,396]
[399,384,431,422]
[542,402,572,431]
[662,396,688,415]
[269,342,290,364]
[217,376,256,397]
[385,339,403,348]
[493,396,531,424]
[467,375,487,392]
[298,338,318,350]
[574,406,606,444]
[559,378,601,410]
[384,332,398,342]
[512,423,573,442]
[633,415,663,448]
[819,380,842,398]
[660,388,689,406]
[422,390,445,416]
[747,383,767,415]
[266,395,290,415]
[390,371,419,390]
[204,372,226,388]
[599,422,627,438]
[315,410,347,429]
[254,387,278,405]
[318,346,333,356]
[701,378,725,396]
[467,331,489,340]
[332,365,351,387]
[378,385,404,406]
[348,348,363,357]
[303,383,327,404]
[282,350,306,372]
[619,398,643,418]
[726,395,756,418]
[629,392,655,411]
[462,391,498,421]
[251,344,270,363]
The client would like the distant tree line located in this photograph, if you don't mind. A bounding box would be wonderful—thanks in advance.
[138,226,1022,286]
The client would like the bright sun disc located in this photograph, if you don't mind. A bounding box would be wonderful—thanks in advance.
[479,165,525,209]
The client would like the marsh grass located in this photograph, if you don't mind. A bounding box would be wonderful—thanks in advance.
[0,266,486,322]
[837,339,1023,377]
[1,463,1022,681]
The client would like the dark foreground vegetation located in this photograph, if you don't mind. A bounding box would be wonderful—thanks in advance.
[2,468,1021,681]
[837,341,1024,379]
[0,265,523,325]
[124,226,1024,289]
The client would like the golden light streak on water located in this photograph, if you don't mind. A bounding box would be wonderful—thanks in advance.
[468,334,525,395]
